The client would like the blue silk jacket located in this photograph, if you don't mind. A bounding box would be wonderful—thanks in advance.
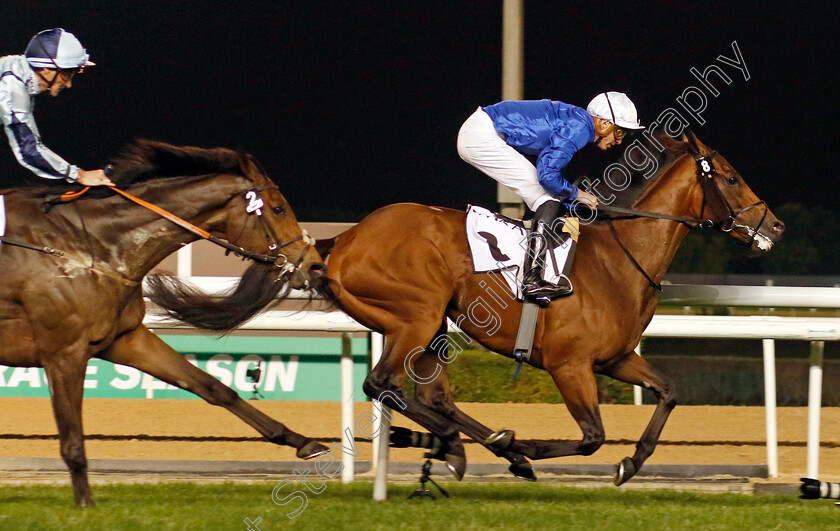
[483,99,595,199]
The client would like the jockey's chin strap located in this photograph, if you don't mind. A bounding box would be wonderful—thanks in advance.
[58,186,311,272]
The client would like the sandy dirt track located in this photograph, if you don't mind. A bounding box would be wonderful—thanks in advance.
[1,398,839,483]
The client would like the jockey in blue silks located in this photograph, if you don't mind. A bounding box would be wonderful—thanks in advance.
[0,29,113,187]
[457,92,643,305]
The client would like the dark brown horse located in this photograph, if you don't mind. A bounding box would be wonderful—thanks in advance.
[0,140,327,505]
[319,131,785,483]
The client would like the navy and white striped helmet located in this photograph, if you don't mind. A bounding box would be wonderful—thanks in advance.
[24,28,94,70]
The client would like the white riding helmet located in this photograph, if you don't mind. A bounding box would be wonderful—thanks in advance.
[587,92,644,130]
[25,28,95,70]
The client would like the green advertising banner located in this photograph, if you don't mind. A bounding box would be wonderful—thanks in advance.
[0,335,370,401]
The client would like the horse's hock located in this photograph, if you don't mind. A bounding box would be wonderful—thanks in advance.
[1,398,839,483]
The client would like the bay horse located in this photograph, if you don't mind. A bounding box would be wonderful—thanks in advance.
[318,131,785,484]
[0,140,327,505]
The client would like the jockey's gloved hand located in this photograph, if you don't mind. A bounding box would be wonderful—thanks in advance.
[575,189,599,207]
[77,168,115,187]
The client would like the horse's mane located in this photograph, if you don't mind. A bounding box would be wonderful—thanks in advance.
[567,129,692,211]
[108,139,248,186]
[20,139,250,199]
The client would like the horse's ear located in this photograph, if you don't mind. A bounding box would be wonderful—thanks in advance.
[681,129,711,156]
[241,152,271,181]
[236,151,256,178]
[654,129,684,154]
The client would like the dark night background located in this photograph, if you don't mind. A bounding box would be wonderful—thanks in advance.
[1,1,837,229]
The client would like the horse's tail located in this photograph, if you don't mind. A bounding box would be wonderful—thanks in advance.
[145,263,288,332]
[313,235,346,303]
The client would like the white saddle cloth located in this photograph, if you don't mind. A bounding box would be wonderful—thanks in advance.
[0,196,5,250]
[465,205,573,297]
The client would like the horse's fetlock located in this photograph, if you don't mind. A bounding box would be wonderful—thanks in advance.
[60,443,87,472]
[264,427,289,444]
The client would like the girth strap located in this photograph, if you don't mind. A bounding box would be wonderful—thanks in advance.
[512,301,540,380]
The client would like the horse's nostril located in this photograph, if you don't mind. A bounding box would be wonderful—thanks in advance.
[773,221,785,234]
[309,263,327,277]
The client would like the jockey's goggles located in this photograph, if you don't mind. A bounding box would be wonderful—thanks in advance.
[613,125,628,140]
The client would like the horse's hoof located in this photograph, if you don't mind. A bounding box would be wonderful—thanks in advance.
[509,460,537,482]
[485,429,515,452]
[445,454,466,481]
[614,456,636,486]
[297,440,330,460]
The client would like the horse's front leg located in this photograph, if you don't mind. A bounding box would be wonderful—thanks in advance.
[599,351,677,485]
[488,362,607,464]
[42,352,94,506]
[101,325,328,459]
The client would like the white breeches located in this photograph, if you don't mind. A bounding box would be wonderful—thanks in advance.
[457,107,555,211]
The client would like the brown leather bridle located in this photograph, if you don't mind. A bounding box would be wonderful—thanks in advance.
[694,152,768,248]
[600,151,769,291]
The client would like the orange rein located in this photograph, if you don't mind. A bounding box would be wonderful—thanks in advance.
[61,186,211,239]
[59,185,294,267]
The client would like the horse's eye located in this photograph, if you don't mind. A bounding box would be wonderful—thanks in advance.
[727,175,739,185]
[272,206,285,215]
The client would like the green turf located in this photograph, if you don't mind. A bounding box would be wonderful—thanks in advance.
[439,349,634,404]
[0,481,836,530]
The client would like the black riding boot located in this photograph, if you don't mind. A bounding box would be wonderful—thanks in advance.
[522,200,573,307]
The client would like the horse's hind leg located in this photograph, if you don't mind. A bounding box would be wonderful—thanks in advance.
[409,323,467,477]
[411,324,535,480]
[101,326,328,459]
[41,354,94,506]
[599,351,677,485]
[363,321,476,479]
